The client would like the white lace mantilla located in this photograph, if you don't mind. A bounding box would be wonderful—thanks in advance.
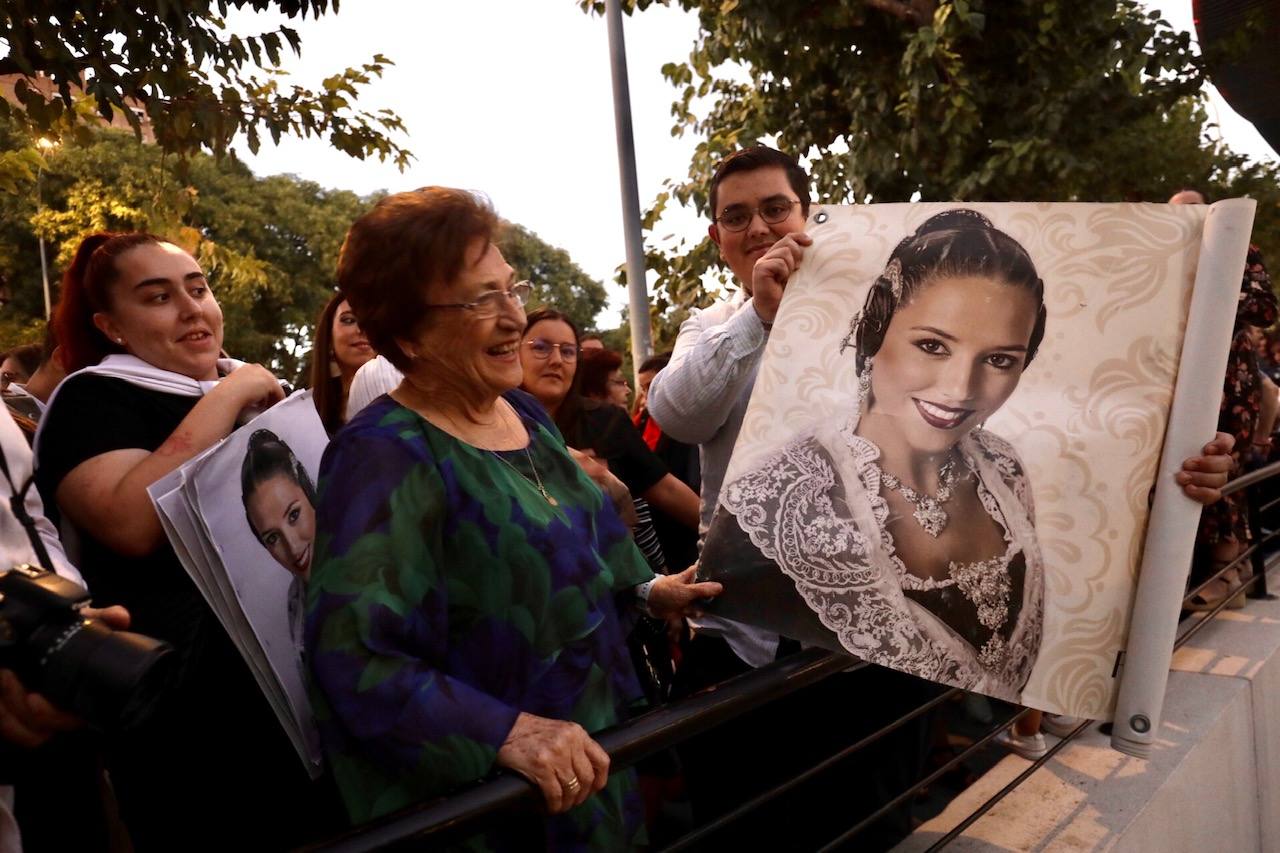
[720,420,1044,702]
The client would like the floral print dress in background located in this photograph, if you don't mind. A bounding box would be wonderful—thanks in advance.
[1200,245,1278,545]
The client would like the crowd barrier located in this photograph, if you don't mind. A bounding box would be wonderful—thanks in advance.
[305,459,1280,853]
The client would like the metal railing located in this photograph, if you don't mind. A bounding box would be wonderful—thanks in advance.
[308,459,1280,852]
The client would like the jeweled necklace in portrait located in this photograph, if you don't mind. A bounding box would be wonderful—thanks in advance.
[899,553,1014,670]
[873,455,966,537]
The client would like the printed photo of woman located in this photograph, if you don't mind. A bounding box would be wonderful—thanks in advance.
[241,428,317,653]
[702,209,1046,702]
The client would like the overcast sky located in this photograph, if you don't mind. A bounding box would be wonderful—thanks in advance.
[230,1,1277,328]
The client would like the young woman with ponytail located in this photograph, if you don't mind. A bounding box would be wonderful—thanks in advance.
[34,232,333,849]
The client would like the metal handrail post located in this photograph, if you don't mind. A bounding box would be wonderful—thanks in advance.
[1247,481,1272,598]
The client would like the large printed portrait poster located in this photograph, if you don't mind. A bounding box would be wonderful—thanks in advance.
[698,202,1232,720]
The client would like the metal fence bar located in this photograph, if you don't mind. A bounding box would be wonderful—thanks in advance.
[1177,565,1274,650]
[307,649,855,852]
[1218,459,1280,496]
[924,718,1092,851]
[816,708,1035,852]
[1183,534,1271,604]
[660,686,962,853]
[1246,486,1275,598]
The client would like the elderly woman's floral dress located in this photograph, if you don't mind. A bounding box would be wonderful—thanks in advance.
[306,391,651,851]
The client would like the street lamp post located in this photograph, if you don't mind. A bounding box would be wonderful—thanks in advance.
[35,137,57,320]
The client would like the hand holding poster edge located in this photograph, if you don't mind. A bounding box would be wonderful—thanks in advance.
[1110,197,1258,757]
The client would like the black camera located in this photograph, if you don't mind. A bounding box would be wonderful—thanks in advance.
[0,565,175,732]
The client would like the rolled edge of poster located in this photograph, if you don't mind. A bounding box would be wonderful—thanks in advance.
[1110,198,1257,758]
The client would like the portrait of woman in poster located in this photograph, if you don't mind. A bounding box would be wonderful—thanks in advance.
[708,209,1047,702]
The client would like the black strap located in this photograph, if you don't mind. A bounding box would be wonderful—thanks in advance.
[0,437,55,571]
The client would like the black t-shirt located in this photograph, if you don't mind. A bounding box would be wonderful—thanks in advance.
[37,376,205,641]
[35,374,337,849]
[567,401,668,497]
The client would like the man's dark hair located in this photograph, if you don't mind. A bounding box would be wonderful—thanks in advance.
[5,343,41,377]
[709,146,811,221]
[638,352,671,374]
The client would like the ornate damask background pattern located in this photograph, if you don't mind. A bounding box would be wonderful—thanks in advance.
[725,203,1206,718]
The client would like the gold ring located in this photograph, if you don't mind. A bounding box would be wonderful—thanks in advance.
[563,775,582,793]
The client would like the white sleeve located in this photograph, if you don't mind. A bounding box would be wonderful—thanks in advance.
[345,356,404,421]
[0,409,83,587]
[647,299,768,445]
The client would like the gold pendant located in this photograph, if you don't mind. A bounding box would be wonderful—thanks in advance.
[547,494,559,507]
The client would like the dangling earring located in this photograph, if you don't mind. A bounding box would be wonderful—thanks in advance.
[857,356,874,406]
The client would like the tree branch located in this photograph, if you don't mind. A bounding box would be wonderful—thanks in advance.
[864,0,937,27]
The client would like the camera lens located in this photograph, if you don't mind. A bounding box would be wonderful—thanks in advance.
[32,619,176,732]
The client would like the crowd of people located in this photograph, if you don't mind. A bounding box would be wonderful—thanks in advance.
[0,147,1249,852]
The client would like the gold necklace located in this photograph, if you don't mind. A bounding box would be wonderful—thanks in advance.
[398,388,555,505]
[490,446,558,506]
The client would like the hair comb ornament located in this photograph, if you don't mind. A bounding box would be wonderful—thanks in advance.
[884,258,904,300]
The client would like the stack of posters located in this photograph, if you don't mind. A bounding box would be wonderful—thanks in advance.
[148,391,329,776]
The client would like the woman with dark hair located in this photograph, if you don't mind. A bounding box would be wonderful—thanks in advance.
[0,343,40,392]
[521,308,700,533]
[705,210,1048,701]
[578,347,631,409]
[242,428,317,577]
[242,428,316,668]
[33,232,328,849]
[307,187,717,847]
[308,292,376,435]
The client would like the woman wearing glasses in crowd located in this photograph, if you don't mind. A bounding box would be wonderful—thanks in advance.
[520,309,700,534]
[578,347,632,409]
[307,187,719,848]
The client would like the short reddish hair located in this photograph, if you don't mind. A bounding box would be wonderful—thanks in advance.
[336,187,498,372]
[54,232,165,372]
[577,348,623,400]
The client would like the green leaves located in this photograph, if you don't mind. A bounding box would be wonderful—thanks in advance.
[611,0,1277,317]
[0,115,375,377]
[0,0,412,169]
[498,223,609,329]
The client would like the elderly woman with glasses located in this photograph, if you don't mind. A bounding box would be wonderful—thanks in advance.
[306,187,719,849]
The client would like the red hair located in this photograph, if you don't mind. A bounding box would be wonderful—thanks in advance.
[577,348,623,400]
[54,232,164,372]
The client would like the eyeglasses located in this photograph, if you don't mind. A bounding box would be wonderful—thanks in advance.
[525,339,580,362]
[423,280,532,319]
[714,199,802,232]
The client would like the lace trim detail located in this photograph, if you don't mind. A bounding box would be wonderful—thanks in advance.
[719,420,1044,701]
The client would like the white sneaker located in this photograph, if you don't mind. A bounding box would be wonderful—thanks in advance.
[994,727,1048,760]
[1041,713,1084,738]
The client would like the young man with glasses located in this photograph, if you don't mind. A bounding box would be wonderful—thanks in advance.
[644,147,933,846]
[649,146,810,666]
